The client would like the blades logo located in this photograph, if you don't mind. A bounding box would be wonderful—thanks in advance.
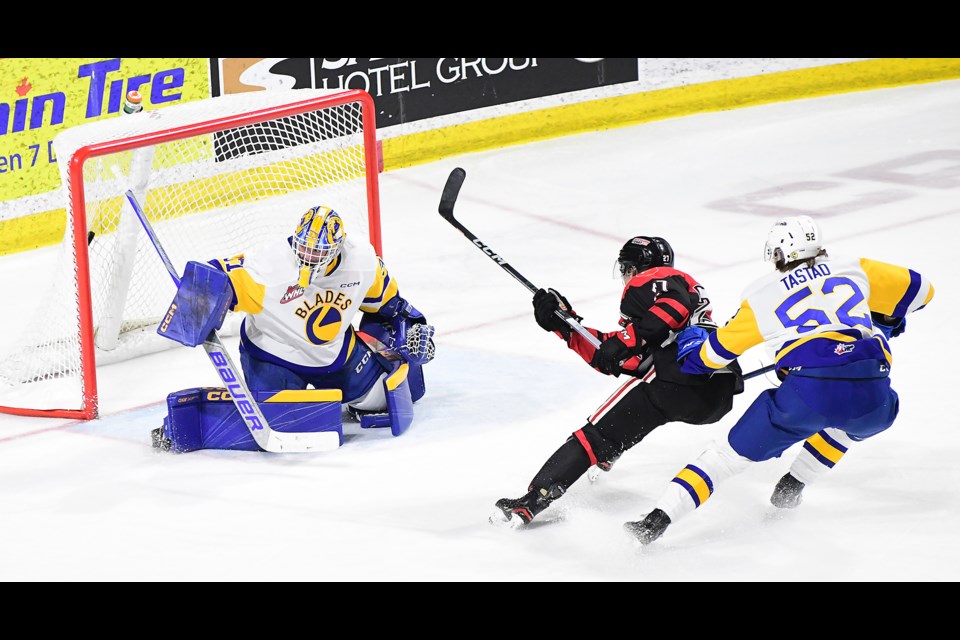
[281,285,305,304]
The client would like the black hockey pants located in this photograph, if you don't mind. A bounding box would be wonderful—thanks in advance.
[528,364,740,497]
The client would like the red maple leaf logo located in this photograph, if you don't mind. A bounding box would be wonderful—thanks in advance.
[16,77,31,97]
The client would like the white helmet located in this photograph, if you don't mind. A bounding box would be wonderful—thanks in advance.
[764,215,822,264]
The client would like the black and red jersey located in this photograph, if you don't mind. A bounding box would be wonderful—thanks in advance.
[562,266,716,376]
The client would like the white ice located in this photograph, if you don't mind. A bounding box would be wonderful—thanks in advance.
[1,80,958,581]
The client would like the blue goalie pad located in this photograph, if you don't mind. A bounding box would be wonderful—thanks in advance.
[160,387,343,453]
[359,361,415,437]
[356,327,426,403]
[157,261,234,347]
[408,362,426,403]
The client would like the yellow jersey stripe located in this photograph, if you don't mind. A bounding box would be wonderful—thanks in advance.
[702,300,765,367]
[226,268,266,314]
[861,258,914,316]
[776,330,857,361]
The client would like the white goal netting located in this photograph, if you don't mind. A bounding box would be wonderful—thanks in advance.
[0,88,380,418]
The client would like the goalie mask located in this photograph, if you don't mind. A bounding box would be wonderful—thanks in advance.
[614,235,674,285]
[764,215,821,268]
[293,205,346,287]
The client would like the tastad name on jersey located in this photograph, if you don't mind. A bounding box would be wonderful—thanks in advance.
[779,263,831,290]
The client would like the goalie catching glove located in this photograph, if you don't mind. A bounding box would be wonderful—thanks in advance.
[366,295,436,366]
[394,319,436,366]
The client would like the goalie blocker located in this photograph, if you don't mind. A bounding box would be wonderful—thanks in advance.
[153,261,428,452]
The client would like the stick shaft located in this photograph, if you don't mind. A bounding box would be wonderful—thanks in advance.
[743,363,776,380]
[438,169,601,349]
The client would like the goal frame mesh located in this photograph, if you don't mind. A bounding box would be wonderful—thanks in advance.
[0,88,381,420]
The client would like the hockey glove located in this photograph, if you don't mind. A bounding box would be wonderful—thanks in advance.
[395,321,436,366]
[533,288,582,339]
[675,326,709,363]
[591,335,630,376]
[872,312,906,340]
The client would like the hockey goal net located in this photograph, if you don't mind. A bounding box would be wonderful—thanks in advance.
[0,88,381,420]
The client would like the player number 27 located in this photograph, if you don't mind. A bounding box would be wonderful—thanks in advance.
[774,276,871,333]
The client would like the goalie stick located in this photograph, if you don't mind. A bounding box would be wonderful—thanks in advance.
[124,190,340,453]
[438,167,602,350]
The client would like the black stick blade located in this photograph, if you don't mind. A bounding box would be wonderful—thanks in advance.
[439,167,467,218]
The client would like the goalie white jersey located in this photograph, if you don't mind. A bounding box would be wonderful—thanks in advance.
[210,234,400,372]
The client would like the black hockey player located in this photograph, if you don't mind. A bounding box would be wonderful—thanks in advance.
[492,236,744,526]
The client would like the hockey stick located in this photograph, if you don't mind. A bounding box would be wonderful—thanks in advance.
[438,168,602,350]
[124,190,340,453]
[743,363,776,380]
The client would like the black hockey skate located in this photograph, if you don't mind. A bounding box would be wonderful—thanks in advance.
[597,457,618,473]
[770,473,805,509]
[587,454,622,483]
[623,508,671,545]
[151,426,172,452]
[492,488,557,527]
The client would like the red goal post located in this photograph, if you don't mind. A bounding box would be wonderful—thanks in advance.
[0,88,382,420]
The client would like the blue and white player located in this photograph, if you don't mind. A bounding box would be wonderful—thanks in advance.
[152,204,435,452]
[624,214,935,544]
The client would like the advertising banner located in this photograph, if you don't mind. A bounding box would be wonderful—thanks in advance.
[210,58,639,128]
[0,58,209,205]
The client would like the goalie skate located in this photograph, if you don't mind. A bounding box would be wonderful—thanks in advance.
[151,426,172,452]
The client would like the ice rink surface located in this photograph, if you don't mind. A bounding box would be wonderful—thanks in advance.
[1,80,957,581]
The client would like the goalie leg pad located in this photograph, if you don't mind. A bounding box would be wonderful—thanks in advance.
[299,339,392,408]
[407,362,426,403]
[358,361,414,437]
[354,327,426,402]
[162,387,343,452]
[157,261,234,347]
